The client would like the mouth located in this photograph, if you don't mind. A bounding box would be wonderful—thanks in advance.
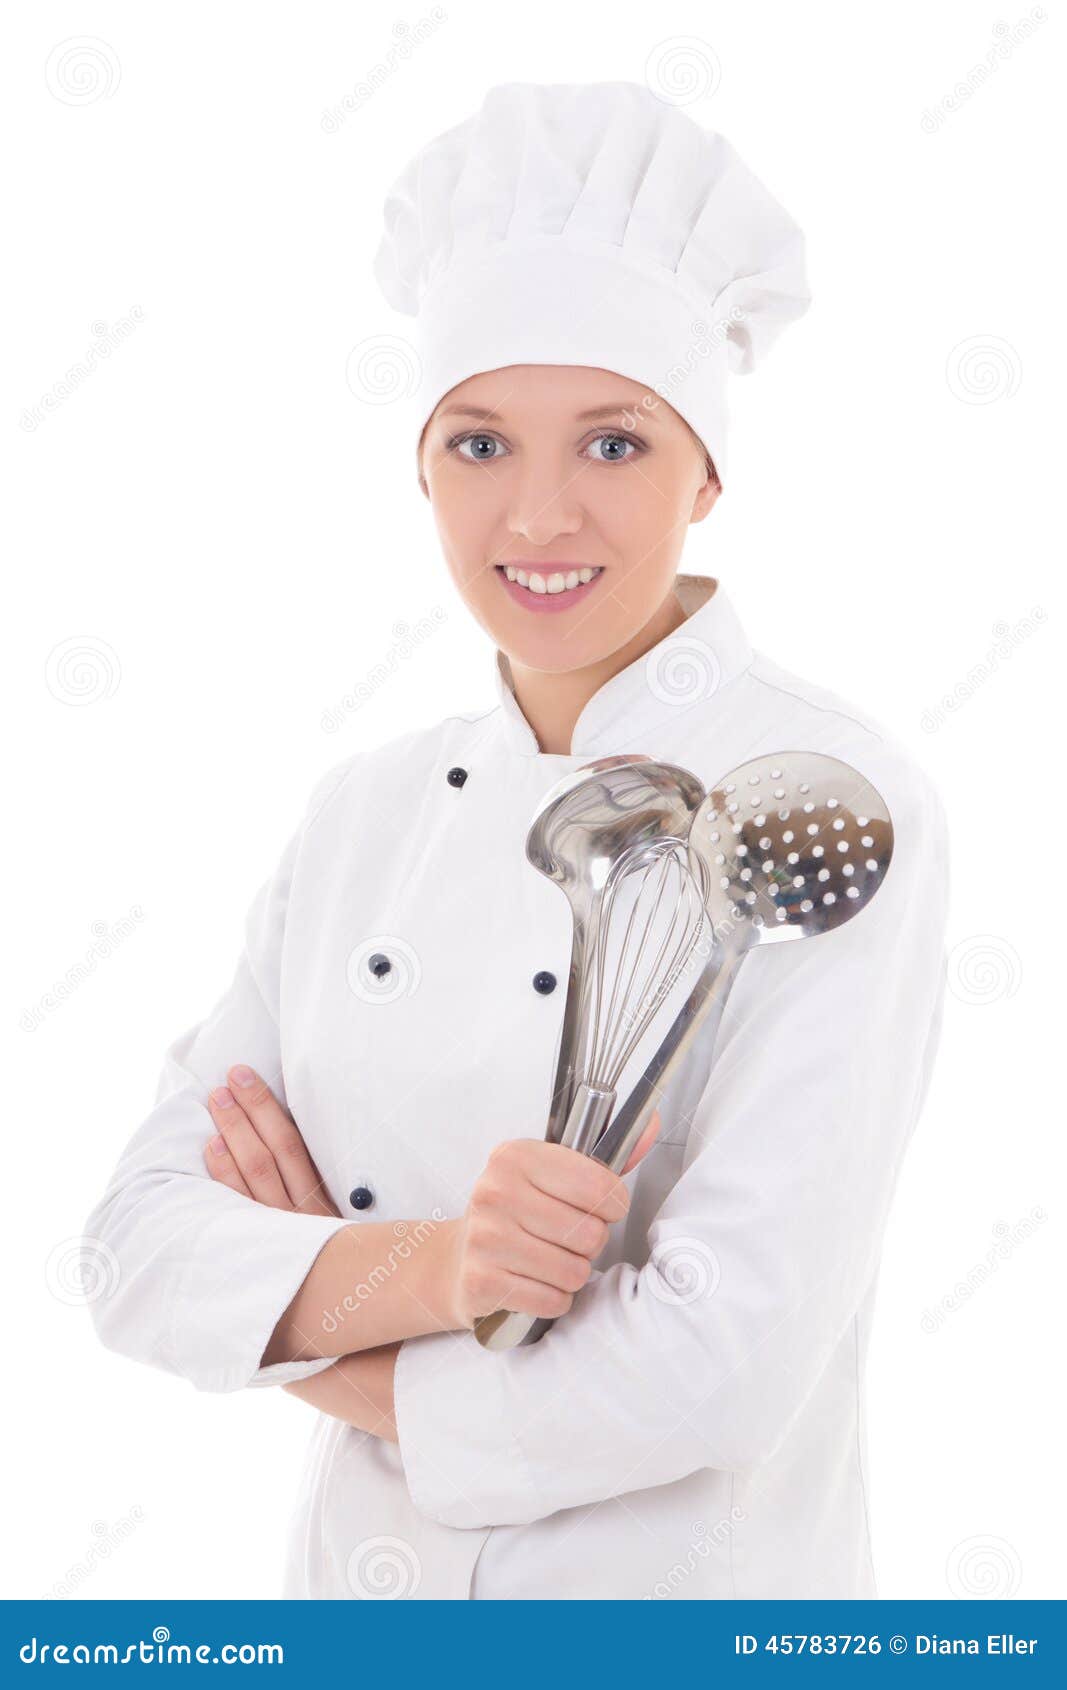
[494,564,605,614]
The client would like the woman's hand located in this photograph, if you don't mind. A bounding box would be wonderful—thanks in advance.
[446,1109,661,1330]
[203,1065,341,1218]
[202,1068,661,1333]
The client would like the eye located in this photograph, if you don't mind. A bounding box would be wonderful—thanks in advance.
[449,432,509,463]
[582,431,642,464]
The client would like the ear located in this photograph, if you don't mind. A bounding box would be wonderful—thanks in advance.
[691,467,722,524]
[415,423,432,499]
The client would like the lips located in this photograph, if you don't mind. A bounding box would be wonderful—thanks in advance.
[494,565,605,615]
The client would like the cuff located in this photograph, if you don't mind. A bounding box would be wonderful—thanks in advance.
[247,1354,340,1389]
[171,1204,355,1393]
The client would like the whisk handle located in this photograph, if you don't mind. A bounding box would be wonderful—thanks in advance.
[472,1306,552,1351]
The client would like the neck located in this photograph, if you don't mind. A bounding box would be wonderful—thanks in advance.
[506,585,689,755]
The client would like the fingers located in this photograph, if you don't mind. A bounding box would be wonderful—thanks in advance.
[205,1081,292,1209]
[203,1124,254,1199]
[219,1065,338,1215]
[504,1181,611,1259]
[470,1212,594,1297]
[494,1138,631,1224]
[463,1138,638,1329]
[490,1271,576,1323]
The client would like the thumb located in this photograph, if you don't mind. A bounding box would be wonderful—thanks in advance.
[620,1109,662,1176]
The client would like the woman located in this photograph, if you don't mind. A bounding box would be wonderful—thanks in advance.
[83,82,950,1600]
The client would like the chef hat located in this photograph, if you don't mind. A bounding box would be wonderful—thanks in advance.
[372,80,810,484]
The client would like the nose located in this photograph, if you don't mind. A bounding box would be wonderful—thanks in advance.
[505,452,583,546]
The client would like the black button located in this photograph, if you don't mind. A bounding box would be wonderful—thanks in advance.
[533,971,557,994]
[446,766,468,788]
[368,953,392,978]
[349,1186,375,1211]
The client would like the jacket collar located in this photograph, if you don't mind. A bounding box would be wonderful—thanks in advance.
[492,573,754,757]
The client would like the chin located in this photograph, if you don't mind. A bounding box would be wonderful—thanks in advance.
[507,627,620,674]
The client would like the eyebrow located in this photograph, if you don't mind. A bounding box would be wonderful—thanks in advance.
[436,402,659,425]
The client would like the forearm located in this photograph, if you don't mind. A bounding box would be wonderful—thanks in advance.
[261,1216,461,1366]
[282,1343,399,1441]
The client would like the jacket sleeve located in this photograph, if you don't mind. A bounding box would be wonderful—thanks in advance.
[82,758,357,1394]
[393,760,951,1527]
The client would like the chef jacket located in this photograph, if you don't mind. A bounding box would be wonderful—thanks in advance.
[83,573,950,1600]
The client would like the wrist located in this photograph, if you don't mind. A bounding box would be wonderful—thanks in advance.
[419,1216,468,1332]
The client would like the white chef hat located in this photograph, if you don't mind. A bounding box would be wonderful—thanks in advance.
[372,80,810,484]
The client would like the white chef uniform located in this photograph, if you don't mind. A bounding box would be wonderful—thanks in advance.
[83,572,950,1599]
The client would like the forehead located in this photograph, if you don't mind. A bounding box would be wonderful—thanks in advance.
[433,365,665,426]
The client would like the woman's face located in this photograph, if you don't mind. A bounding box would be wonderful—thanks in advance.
[418,365,720,674]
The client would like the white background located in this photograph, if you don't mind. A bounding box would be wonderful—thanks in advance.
[3,1,1062,1601]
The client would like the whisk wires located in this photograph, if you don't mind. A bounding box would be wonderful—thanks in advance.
[583,838,711,1092]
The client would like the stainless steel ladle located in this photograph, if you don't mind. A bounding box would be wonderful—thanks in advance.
[528,755,708,1151]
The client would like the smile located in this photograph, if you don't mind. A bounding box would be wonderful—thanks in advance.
[494,564,605,614]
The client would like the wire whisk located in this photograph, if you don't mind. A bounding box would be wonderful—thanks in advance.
[563,836,712,1155]
[580,837,712,1098]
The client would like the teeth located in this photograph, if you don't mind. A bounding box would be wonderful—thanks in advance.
[502,566,601,595]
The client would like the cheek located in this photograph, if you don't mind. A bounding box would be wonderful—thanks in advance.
[436,527,499,619]
[602,564,672,633]
[585,460,685,541]
[608,474,686,544]
[429,486,492,582]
